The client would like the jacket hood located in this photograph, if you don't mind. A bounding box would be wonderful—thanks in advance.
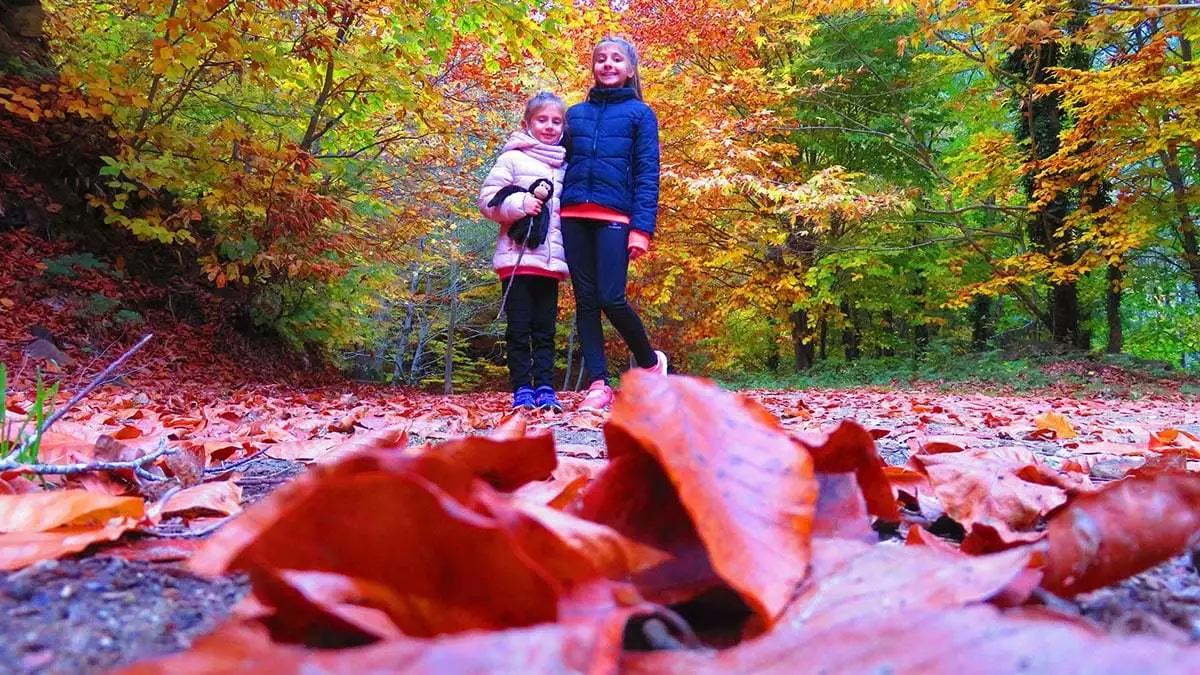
[503,131,565,167]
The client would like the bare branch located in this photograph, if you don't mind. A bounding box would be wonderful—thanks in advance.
[0,439,175,476]
[6,334,154,463]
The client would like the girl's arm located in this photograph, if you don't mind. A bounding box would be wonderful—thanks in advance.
[630,106,661,236]
[478,154,528,225]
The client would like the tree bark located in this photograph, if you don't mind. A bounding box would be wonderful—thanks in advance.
[969,295,994,351]
[840,300,861,361]
[1106,260,1123,354]
[791,309,814,371]
[443,255,458,394]
[1009,7,1090,350]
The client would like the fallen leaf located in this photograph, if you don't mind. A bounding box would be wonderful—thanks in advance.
[780,538,1038,629]
[161,481,243,518]
[797,421,900,521]
[1031,411,1078,440]
[0,490,144,532]
[0,523,136,571]
[512,457,599,509]
[624,604,1200,674]
[422,429,556,491]
[914,448,1066,549]
[121,600,671,675]
[579,373,817,625]
[1042,472,1200,596]
[812,473,874,541]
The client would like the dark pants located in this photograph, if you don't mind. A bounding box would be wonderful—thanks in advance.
[503,275,559,391]
[561,217,655,385]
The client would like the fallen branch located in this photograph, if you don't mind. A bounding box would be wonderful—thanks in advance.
[4,333,154,463]
[141,515,236,539]
[204,447,271,475]
[0,439,175,477]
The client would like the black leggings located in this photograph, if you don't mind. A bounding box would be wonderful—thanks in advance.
[561,217,655,385]
[502,275,559,391]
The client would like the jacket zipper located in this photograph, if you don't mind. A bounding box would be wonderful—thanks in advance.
[588,100,607,198]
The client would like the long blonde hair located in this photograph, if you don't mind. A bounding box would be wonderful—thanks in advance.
[593,37,643,100]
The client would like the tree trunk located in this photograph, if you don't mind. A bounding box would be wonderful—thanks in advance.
[1009,8,1090,350]
[0,0,52,72]
[1106,261,1123,354]
[409,275,433,386]
[791,309,814,371]
[818,316,828,361]
[1160,145,1200,300]
[392,256,423,382]
[969,296,994,351]
[840,300,861,361]
[443,255,458,394]
[880,310,896,357]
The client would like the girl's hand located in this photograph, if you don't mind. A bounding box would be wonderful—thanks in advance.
[628,230,651,261]
[522,194,543,215]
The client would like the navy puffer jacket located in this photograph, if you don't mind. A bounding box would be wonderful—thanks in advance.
[562,87,661,235]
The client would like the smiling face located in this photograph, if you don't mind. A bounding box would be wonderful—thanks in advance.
[593,42,632,89]
[523,103,565,144]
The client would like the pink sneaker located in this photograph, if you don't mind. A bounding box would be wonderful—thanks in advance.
[645,350,669,375]
[578,380,614,412]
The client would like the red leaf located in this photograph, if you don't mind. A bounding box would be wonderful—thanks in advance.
[1042,472,1200,596]
[914,448,1066,548]
[797,421,900,521]
[423,429,556,491]
[623,604,1200,674]
[780,538,1037,629]
[122,602,670,675]
[579,373,817,625]
[812,473,874,541]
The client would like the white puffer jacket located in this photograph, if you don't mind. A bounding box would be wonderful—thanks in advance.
[478,131,568,280]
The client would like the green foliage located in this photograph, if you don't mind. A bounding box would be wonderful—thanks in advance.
[42,252,109,279]
[0,365,59,465]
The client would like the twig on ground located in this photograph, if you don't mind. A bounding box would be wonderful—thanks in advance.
[1032,587,1083,616]
[235,467,299,486]
[4,333,154,462]
[641,618,690,650]
[204,447,270,474]
[141,515,236,539]
[0,439,175,477]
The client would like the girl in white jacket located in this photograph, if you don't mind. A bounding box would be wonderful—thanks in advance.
[478,92,569,412]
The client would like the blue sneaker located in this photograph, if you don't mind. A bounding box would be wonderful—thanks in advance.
[512,386,535,410]
[534,385,562,413]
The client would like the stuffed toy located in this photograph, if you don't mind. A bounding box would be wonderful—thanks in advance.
[486,178,554,249]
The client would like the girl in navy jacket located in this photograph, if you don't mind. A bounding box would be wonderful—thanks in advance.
[561,37,668,412]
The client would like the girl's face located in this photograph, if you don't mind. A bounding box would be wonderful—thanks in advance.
[593,43,631,88]
[523,105,565,145]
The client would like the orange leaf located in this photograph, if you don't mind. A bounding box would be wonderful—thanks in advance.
[161,481,243,518]
[914,448,1066,549]
[780,538,1038,629]
[512,457,599,509]
[1042,472,1200,596]
[0,523,135,571]
[798,421,900,521]
[0,490,144,532]
[422,429,556,491]
[580,373,817,625]
[1032,411,1077,440]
